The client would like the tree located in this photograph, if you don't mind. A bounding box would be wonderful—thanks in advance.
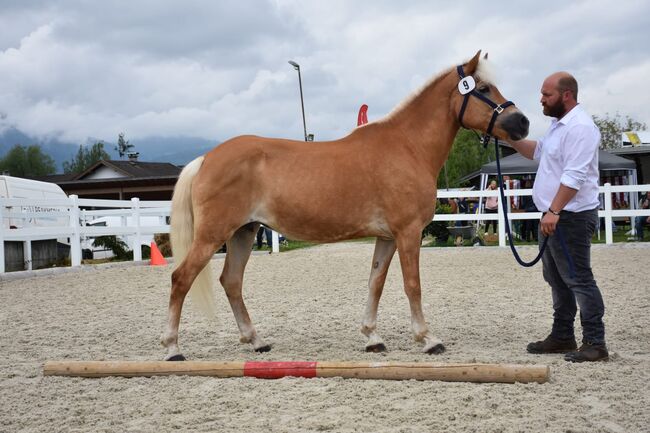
[63,141,110,174]
[592,112,647,150]
[438,129,495,189]
[115,132,134,159]
[0,144,56,177]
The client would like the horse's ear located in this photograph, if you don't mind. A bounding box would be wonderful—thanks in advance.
[483,52,489,60]
[465,50,482,75]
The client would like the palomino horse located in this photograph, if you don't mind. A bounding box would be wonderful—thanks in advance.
[161,51,529,360]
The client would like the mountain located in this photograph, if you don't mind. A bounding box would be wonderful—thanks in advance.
[0,127,218,171]
[126,136,218,166]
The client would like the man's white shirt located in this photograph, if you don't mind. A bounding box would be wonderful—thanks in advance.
[533,104,601,212]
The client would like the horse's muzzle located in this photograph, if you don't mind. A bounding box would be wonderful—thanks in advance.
[500,112,529,141]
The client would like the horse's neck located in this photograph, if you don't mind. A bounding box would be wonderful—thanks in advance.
[387,73,459,175]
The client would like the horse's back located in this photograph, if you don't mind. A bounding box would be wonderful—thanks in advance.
[192,134,390,241]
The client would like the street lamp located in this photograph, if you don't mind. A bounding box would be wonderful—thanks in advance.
[288,60,311,142]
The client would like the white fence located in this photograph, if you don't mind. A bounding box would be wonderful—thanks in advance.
[1,183,649,273]
[437,183,650,245]
[0,196,172,273]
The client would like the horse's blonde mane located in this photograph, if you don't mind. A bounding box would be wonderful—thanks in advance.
[381,57,495,123]
[382,70,450,121]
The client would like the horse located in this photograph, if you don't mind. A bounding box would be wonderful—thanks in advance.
[161,50,529,361]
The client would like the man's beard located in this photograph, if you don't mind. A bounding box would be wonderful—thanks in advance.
[543,99,566,119]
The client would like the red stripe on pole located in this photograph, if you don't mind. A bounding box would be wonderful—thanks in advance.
[243,361,318,379]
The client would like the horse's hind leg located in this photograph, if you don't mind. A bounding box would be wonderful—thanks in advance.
[220,223,271,352]
[162,237,223,361]
[396,229,445,354]
[361,238,396,352]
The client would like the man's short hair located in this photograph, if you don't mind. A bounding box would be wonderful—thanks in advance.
[558,75,578,100]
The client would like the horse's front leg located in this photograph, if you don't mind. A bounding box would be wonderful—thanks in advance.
[361,238,397,352]
[396,229,445,354]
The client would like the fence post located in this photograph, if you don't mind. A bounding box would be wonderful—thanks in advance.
[69,195,82,266]
[271,230,279,253]
[604,183,613,244]
[131,198,142,262]
[0,201,5,273]
[24,240,32,271]
[497,188,506,247]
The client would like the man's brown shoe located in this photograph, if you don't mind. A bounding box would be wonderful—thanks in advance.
[564,343,609,362]
[527,335,577,354]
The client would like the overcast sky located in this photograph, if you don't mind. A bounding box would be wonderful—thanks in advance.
[0,0,648,146]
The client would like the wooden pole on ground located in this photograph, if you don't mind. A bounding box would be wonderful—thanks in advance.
[43,361,550,383]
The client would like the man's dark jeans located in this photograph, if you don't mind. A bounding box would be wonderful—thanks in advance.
[539,208,606,345]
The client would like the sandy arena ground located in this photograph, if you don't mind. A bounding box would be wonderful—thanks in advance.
[1,242,649,433]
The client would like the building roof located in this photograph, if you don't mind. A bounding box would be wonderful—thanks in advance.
[73,160,182,180]
[610,145,650,156]
[30,159,183,200]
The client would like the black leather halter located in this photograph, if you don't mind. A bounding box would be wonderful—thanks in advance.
[456,64,514,147]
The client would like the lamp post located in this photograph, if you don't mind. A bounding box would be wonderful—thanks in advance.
[288,60,312,142]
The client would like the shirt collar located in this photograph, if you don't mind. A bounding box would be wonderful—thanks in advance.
[557,104,582,125]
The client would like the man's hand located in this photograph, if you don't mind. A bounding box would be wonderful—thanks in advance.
[541,212,560,236]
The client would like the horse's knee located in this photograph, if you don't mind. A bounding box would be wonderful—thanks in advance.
[403,279,421,297]
[219,272,242,293]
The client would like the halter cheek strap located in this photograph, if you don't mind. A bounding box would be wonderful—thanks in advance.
[456,65,514,147]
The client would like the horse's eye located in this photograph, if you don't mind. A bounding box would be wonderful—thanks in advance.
[478,85,490,93]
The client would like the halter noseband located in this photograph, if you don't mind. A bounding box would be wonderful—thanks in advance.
[456,64,514,147]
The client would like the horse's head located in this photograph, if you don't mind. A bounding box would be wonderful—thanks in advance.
[451,51,529,141]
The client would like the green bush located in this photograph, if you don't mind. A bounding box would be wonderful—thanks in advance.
[92,235,143,260]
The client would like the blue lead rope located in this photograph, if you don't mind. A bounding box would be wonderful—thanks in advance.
[492,138,576,278]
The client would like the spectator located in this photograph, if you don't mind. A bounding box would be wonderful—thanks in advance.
[484,180,499,234]
[635,191,650,241]
[455,197,469,227]
[521,180,539,242]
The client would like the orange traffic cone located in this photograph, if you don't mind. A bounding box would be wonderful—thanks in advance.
[150,241,168,266]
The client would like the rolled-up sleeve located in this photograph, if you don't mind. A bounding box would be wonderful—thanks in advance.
[560,124,600,190]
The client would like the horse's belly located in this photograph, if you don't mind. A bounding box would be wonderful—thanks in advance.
[266,213,392,243]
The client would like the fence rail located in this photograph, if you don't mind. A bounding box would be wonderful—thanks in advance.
[2,183,649,273]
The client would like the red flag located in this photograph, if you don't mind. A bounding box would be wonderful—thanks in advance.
[357,104,368,126]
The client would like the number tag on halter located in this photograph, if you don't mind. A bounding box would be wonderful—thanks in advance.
[458,76,476,95]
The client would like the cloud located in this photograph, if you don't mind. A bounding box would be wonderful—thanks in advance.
[0,0,648,146]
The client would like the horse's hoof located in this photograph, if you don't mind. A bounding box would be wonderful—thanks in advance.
[255,344,272,353]
[426,344,446,355]
[165,354,186,361]
[365,343,387,353]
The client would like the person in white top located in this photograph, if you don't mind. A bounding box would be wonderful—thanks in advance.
[508,71,608,362]
[484,180,499,234]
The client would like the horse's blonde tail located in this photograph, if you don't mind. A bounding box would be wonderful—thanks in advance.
[170,156,217,320]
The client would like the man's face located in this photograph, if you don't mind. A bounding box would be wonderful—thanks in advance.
[540,80,566,118]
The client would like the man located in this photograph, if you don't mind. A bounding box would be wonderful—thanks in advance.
[508,72,608,362]
[484,180,499,234]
